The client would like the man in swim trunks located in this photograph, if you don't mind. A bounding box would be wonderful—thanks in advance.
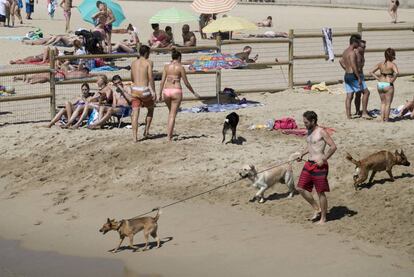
[339,34,361,119]
[235,46,258,63]
[353,39,371,119]
[182,24,196,47]
[130,45,156,142]
[296,111,337,225]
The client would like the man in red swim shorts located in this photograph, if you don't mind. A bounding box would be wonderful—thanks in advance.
[297,111,337,224]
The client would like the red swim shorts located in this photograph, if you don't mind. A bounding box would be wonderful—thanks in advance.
[131,96,154,109]
[297,161,330,193]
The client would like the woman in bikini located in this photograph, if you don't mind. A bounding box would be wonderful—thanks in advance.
[112,24,139,53]
[388,0,399,23]
[159,49,200,141]
[370,48,399,122]
[47,83,93,128]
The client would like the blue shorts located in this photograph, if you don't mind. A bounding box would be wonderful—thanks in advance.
[344,73,366,94]
[115,106,132,117]
[25,3,34,14]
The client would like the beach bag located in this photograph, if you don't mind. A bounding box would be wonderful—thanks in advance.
[87,108,99,126]
[273,117,297,130]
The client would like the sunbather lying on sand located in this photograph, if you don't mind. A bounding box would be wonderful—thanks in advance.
[10,46,59,64]
[13,66,95,84]
[247,31,288,38]
[22,34,79,47]
[398,96,414,119]
[47,83,94,128]
[257,16,273,27]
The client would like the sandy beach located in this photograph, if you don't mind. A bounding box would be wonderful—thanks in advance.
[0,1,414,276]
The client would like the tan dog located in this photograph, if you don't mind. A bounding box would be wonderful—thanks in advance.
[99,209,161,253]
[239,153,298,203]
[346,150,410,190]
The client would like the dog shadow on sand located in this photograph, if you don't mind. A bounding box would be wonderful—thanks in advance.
[265,191,292,201]
[110,236,173,253]
[225,136,247,145]
[358,173,414,190]
[326,206,358,222]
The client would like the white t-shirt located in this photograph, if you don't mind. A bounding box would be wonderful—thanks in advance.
[0,0,7,16]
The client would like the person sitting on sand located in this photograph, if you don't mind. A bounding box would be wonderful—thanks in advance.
[235,46,258,63]
[398,96,414,119]
[148,23,171,48]
[68,75,113,129]
[10,46,59,64]
[165,26,174,45]
[88,75,132,129]
[112,24,139,53]
[257,16,273,27]
[47,83,93,128]
[182,24,196,47]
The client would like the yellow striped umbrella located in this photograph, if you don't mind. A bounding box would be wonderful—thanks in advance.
[203,16,258,33]
[191,0,237,14]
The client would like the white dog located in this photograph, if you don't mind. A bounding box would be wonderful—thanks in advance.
[239,153,299,203]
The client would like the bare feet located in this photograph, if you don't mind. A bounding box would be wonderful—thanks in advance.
[316,218,326,225]
[309,210,321,221]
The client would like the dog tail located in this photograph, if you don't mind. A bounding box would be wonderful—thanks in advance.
[153,208,162,222]
[345,152,360,166]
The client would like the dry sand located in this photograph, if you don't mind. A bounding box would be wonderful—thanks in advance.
[0,1,414,276]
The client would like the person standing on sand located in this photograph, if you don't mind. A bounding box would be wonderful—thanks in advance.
[296,111,337,225]
[25,0,35,20]
[130,45,156,142]
[60,0,72,32]
[339,34,361,119]
[388,0,399,24]
[353,39,371,118]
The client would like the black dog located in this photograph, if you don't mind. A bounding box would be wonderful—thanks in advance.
[222,112,239,143]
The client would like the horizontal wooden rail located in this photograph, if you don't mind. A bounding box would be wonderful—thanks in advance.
[365,47,414,53]
[221,38,290,45]
[151,46,218,53]
[0,68,51,77]
[362,26,414,32]
[294,31,356,38]
[293,54,342,60]
[235,87,288,94]
[56,53,140,61]
[0,93,52,103]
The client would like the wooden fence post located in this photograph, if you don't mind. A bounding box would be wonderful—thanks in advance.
[288,29,294,89]
[357,22,363,37]
[216,35,222,104]
[49,48,56,119]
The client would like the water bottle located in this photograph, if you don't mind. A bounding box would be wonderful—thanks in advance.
[265,119,275,130]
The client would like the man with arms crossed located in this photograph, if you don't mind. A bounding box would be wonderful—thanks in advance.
[353,39,372,118]
[340,34,362,119]
[296,111,337,225]
[130,45,156,142]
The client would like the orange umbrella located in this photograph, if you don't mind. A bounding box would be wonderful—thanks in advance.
[191,0,237,14]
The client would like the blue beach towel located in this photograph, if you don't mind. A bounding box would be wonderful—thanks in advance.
[179,101,263,113]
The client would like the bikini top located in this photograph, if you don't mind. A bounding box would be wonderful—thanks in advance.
[166,75,180,84]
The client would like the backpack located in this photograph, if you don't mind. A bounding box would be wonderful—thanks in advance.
[273,117,297,130]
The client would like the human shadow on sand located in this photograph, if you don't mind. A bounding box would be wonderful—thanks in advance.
[111,237,173,253]
[174,134,208,141]
[326,206,358,222]
[266,191,293,201]
[358,173,414,190]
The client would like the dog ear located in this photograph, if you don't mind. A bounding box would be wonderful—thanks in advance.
[249,164,255,170]
[107,218,111,223]
[401,149,404,155]
[395,150,399,155]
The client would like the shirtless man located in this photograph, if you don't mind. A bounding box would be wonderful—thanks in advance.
[353,40,371,118]
[182,24,196,47]
[235,46,258,63]
[59,0,72,32]
[388,0,399,24]
[14,66,92,84]
[130,45,156,142]
[339,34,361,119]
[296,111,337,225]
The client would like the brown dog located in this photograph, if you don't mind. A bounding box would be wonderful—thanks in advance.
[99,209,161,253]
[346,150,410,190]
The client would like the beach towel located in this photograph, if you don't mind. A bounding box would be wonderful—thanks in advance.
[87,108,99,126]
[0,36,25,41]
[91,65,120,72]
[273,117,297,130]
[281,127,335,137]
[179,102,263,113]
[322,27,334,62]
[311,82,328,92]
[368,105,411,117]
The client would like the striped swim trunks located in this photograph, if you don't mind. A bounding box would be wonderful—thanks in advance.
[297,161,330,193]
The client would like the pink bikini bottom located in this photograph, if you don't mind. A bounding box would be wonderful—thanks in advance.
[162,88,182,98]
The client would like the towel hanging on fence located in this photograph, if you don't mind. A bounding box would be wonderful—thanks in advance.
[322,27,334,62]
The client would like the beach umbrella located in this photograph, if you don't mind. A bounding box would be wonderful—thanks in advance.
[78,0,126,27]
[188,53,246,72]
[203,16,258,33]
[149,7,198,24]
[191,0,237,14]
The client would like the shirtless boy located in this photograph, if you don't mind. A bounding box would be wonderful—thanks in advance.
[296,111,337,225]
[339,34,362,119]
[130,45,156,142]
